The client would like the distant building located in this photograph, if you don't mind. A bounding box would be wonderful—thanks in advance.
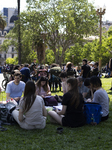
[102,20,112,31]
[0,7,18,65]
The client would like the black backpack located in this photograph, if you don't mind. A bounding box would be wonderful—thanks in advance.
[0,102,16,131]
[67,68,76,77]
[50,67,61,77]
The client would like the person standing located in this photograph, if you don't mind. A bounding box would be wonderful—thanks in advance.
[20,63,30,83]
[80,59,91,80]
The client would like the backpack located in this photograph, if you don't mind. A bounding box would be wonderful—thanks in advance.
[0,102,16,128]
[67,68,76,77]
[50,67,61,77]
[84,102,102,125]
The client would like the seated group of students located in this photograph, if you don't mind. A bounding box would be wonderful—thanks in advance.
[5,71,109,130]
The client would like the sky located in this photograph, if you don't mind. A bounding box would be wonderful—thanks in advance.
[0,0,112,21]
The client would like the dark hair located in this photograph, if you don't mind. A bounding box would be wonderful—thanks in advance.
[14,72,22,77]
[94,62,98,67]
[39,65,45,69]
[67,63,72,69]
[83,59,87,64]
[90,76,102,88]
[24,63,29,67]
[14,64,20,70]
[67,78,79,108]
[23,81,36,112]
[78,77,83,83]
[84,78,90,87]
[36,77,49,93]
[59,72,68,78]
[21,64,24,67]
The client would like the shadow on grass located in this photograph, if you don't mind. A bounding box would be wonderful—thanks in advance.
[107,91,112,95]
[109,100,112,111]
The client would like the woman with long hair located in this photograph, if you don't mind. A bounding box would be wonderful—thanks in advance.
[48,78,85,127]
[12,81,47,129]
[36,77,51,98]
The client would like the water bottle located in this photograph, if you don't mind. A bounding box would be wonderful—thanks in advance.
[100,111,103,116]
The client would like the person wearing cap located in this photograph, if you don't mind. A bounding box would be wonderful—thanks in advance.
[89,61,95,71]
[45,64,49,71]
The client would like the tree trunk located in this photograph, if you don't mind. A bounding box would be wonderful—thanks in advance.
[60,48,66,64]
[36,41,45,64]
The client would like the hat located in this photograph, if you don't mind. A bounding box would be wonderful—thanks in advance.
[45,64,48,67]
[90,61,95,65]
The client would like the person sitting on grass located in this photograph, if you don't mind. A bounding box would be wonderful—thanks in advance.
[48,78,85,127]
[84,78,94,101]
[36,76,51,98]
[12,81,47,129]
[77,77,89,99]
[6,72,25,103]
[89,76,109,121]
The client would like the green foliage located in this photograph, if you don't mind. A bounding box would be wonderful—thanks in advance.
[65,44,82,65]
[81,36,111,66]
[108,26,112,37]
[45,49,55,64]
[0,13,6,30]
[26,50,38,64]
[0,0,100,65]
[0,39,12,52]
[25,0,98,64]
[6,57,18,65]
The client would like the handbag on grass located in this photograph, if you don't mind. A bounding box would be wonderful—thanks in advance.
[0,102,16,125]
[44,96,58,106]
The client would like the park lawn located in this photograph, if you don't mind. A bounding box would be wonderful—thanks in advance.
[0,78,112,150]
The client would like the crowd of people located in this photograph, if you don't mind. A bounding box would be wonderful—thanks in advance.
[0,58,109,129]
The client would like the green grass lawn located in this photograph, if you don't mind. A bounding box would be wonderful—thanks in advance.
[0,78,112,150]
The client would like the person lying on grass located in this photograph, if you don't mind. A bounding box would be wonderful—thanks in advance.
[89,76,109,121]
[48,78,86,127]
[12,81,47,129]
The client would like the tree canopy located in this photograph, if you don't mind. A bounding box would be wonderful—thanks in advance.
[1,0,100,65]
[0,13,6,30]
